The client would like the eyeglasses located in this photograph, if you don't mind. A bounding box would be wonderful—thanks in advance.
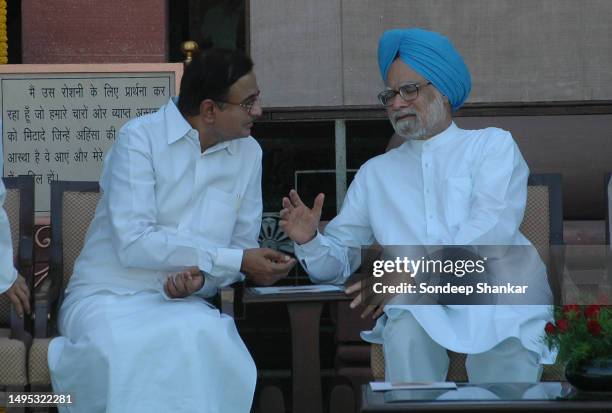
[377,82,432,107]
[216,92,261,114]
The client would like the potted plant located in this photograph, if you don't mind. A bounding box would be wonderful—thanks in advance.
[544,304,612,392]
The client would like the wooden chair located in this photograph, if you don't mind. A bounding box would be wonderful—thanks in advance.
[0,175,35,404]
[369,173,566,382]
[28,180,101,392]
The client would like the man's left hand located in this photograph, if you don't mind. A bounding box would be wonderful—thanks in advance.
[4,274,30,318]
[164,267,204,298]
[345,280,389,319]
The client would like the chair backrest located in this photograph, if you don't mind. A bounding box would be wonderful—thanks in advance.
[521,174,564,247]
[1,176,35,330]
[521,173,564,303]
[49,181,100,321]
[370,173,565,382]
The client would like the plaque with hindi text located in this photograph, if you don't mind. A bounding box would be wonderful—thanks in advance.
[1,64,183,214]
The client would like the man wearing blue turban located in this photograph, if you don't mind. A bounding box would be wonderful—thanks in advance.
[281,29,554,383]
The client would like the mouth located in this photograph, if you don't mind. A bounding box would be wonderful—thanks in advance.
[394,113,416,123]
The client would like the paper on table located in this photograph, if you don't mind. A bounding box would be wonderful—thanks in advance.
[250,284,344,294]
[370,382,457,391]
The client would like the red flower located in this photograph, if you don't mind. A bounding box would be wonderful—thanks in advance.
[584,305,600,319]
[544,322,556,335]
[562,304,581,317]
[556,319,569,332]
[587,319,602,336]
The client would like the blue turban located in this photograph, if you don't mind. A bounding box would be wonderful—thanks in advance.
[378,28,471,111]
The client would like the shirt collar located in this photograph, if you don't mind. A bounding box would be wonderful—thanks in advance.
[407,121,458,152]
[203,140,235,156]
[165,97,192,145]
[164,97,235,155]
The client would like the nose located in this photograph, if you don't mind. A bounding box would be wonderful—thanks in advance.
[250,100,263,118]
[390,93,411,112]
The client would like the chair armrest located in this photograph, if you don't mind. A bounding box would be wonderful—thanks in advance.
[216,282,246,318]
[34,262,63,338]
[33,288,52,338]
[219,285,236,317]
[18,235,35,333]
[549,245,566,306]
[10,305,32,348]
[10,305,26,339]
[18,235,34,277]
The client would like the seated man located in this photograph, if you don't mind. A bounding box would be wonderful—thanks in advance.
[280,28,554,383]
[49,49,295,412]
[0,152,30,319]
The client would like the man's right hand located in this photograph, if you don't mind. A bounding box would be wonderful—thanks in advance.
[241,248,296,286]
[279,189,325,245]
[3,274,30,318]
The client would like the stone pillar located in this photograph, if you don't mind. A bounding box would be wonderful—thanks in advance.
[22,0,167,63]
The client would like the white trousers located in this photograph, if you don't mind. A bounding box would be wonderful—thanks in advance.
[49,291,256,413]
[382,311,542,383]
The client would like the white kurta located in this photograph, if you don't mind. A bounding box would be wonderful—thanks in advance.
[49,98,261,412]
[0,144,18,294]
[295,122,555,363]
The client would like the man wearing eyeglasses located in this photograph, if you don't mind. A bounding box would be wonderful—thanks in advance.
[280,29,554,383]
[49,49,295,412]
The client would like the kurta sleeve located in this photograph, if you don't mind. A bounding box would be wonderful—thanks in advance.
[105,123,245,279]
[294,166,375,285]
[452,132,529,246]
[0,174,18,294]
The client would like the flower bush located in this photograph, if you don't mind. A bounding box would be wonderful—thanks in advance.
[545,304,612,366]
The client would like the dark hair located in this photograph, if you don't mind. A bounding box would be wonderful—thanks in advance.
[178,48,254,117]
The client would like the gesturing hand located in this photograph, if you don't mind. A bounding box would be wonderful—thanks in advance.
[164,267,204,298]
[4,274,30,318]
[279,189,325,245]
[241,248,296,286]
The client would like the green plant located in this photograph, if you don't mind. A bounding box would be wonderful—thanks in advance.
[544,305,612,366]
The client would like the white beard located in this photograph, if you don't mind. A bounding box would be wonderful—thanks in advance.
[391,91,448,141]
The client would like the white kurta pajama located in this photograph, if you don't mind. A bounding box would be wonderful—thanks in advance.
[49,98,260,412]
[295,123,555,381]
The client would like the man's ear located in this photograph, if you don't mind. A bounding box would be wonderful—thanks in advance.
[199,99,217,123]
